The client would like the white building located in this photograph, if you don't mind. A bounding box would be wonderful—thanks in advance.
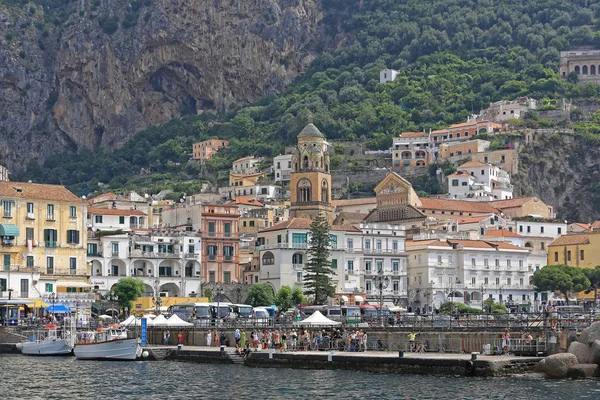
[87,207,148,231]
[87,231,202,298]
[511,218,567,273]
[406,239,533,313]
[380,69,399,83]
[231,156,263,175]
[391,132,432,167]
[273,154,293,184]
[477,97,537,122]
[233,184,287,202]
[448,161,513,201]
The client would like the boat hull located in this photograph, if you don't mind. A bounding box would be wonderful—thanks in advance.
[21,339,72,356]
[74,338,140,361]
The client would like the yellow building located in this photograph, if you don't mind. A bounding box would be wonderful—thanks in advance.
[0,181,89,292]
[229,172,266,187]
[132,296,209,315]
[438,139,490,160]
[547,232,600,269]
[289,118,334,222]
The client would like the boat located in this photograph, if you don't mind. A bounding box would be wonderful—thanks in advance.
[73,327,141,361]
[20,325,74,356]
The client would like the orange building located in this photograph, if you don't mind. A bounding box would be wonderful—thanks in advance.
[192,139,229,160]
[391,132,431,167]
[200,204,241,284]
[430,121,503,144]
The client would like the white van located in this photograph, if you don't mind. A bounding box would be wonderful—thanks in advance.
[252,307,271,325]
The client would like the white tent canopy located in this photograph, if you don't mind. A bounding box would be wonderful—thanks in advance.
[166,314,194,327]
[120,315,137,327]
[294,310,341,326]
[142,314,157,319]
[151,314,168,327]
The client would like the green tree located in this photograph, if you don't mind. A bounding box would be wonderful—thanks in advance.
[111,278,145,312]
[583,265,600,307]
[483,298,506,313]
[439,302,482,314]
[274,286,293,312]
[203,288,213,302]
[246,284,274,307]
[291,287,304,306]
[532,265,590,305]
[303,213,335,304]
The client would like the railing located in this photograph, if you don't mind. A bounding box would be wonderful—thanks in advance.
[208,255,216,261]
[258,243,308,251]
[185,253,198,259]
[45,241,57,248]
[1,238,14,246]
[292,263,304,270]
[42,292,96,300]
[47,214,55,221]
[129,250,180,258]
[224,255,233,262]
[87,252,103,257]
[43,269,90,276]
[2,265,41,273]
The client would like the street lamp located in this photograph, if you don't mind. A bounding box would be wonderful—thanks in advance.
[49,292,57,321]
[108,291,118,319]
[152,278,163,316]
[214,284,224,327]
[372,266,389,326]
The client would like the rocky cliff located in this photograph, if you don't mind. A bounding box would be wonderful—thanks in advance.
[0,0,322,170]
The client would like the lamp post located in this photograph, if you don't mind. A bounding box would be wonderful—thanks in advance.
[49,292,57,321]
[214,284,223,327]
[75,299,81,328]
[152,278,162,316]
[373,266,389,326]
[108,291,118,319]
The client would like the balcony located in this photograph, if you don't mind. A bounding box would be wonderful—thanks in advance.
[2,212,12,218]
[42,292,96,300]
[292,263,304,270]
[47,214,55,221]
[185,253,198,259]
[258,243,308,251]
[208,254,216,261]
[128,250,180,259]
[43,269,90,276]
[87,251,103,257]
[224,255,233,262]
[112,251,119,257]
[1,238,14,246]
[45,241,57,248]
[2,265,40,273]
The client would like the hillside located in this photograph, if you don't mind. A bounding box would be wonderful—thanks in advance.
[9,0,600,219]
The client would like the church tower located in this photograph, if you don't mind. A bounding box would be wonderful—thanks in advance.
[289,117,334,223]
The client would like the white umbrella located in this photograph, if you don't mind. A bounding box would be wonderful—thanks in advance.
[120,315,136,327]
[142,314,157,319]
[152,314,168,327]
[294,310,341,326]
[98,314,114,320]
[166,314,193,327]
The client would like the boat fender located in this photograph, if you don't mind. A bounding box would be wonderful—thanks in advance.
[465,360,474,376]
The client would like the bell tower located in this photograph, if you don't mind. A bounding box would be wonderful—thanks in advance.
[289,116,334,223]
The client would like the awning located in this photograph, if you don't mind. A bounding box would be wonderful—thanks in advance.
[341,295,349,302]
[30,299,48,308]
[0,224,19,236]
[0,300,35,305]
[45,305,70,314]
[383,301,396,309]
[354,295,364,302]
[55,280,92,288]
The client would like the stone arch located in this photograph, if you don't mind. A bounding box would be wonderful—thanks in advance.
[524,242,533,248]
[574,65,581,75]
[583,65,589,75]
[592,65,597,75]
[297,180,312,202]
[415,150,426,159]
[292,252,304,265]
[185,260,201,277]
[158,260,182,277]
[471,291,483,301]
[142,283,154,297]
[401,151,411,160]
[321,179,329,202]
[132,259,156,277]
[109,259,127,276]
[90,259,103,277]
[159,282,181,297]
[303,155,309,169]
[262,251,275,265]
[415,160,425,167]
[478,128,488,134]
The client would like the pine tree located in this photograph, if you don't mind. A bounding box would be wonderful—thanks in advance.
[304,213,335,305]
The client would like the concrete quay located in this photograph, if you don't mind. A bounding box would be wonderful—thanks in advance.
[147,345,541,377]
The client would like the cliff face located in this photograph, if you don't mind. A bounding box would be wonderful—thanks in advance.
[0,0,321,169]
[515,132,600,222]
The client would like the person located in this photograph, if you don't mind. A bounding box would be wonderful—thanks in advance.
[178,331,184,346]
[281,331,287,352]
[206,330,212,347]
[163,330,170,346]
[214,331,220,347]
[551,303,559,330]
[502,329,511,353]
[240,329,247,350]
[361,330,368,352]
[523,331,533,345]
[235,329,241,346]
[408,332,416,352]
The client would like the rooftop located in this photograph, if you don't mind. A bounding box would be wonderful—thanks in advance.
[418,198,499,214]
[489,197,539,209]
[483,229,524,238]
[0,181,83,203]
[548,234,590,247]
[458,160,490,169]
[298,123,324,139]
[457,215,492,224]
[332,197,378,207]
[259,217,361,233]
[399,132,427,138]
[87,207,146,216]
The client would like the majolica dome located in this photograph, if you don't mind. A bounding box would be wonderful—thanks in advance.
[297,123,324,139]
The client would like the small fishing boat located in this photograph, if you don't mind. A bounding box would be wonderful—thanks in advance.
[73,327,141,361]
[20,324,74,356]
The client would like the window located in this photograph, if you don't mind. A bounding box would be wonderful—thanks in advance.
[26,256,34,267]
[567,250,571,262]
[46,257,54,273]
[481,170,484,175]
[70,206,77,218]
[540,226,544,234]
[47,204,54,220]
[297,272,303,282]
[375,240,382,250]
[366,280,372,292]
[224,223,231,237]
[471,258,476,267]
[347,260,354,273]
[484,277,489,285]
[43,229,57,248]
[393,280,399,293]
[249,221,255,227]
[26,228,34,241]
[558,227,562,234]
[471,277,476,285]
[495,277,500,285]
[452,179,459,187]
[581,250,585,261]
[437,255,442,264]
[223,246,234,260]
[119,216,125,224]
[331,259,337,269]
[112,243,119,253]
[554,252,559,263]
[484,259,488,268]
[392,261,399,273]
[207,245,218,260]
[527,226,531,233]
[27,202,34,214]
[507,260,511,267]
[66,230,80,244]
[365,261,372,274]
[224,272,231,284]
[365,239,371,250]
[519,225,523,233]
[330,235,338,248]
[347,239,353,249]
[95,215,103,223]
[69,257,77,272]
[88,243,98,256]
[495,259,499,267]
[448,255,453,264]
[292,233,308,245]
[507,278,511,285]
[519,260,523,269]
[209,272,215,283]
[2,200,11,218]
[277,235,282,244]
[541,242,545,250]
[208,222,215,236]
[462,181,467,186]
[375,260,383,273]
[262,251,275,265]
[45,283,53,293]
[392,240,398,251]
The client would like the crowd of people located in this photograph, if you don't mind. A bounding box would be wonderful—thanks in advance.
[205,328,376,354]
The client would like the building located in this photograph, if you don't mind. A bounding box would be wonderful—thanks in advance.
[0,181,89,300]
[438,139,490,161]
[233,184,287,203]
[391,132,432,167]
[332,197,378,217]
[418,198,499,219]
[489,197,554,219]
[456,214,509,236]
[512,217,567,272]
[231,156,262,175]
[477,97,537,122]
[471,148,519,175]
[447,161,513,201]
[568,223,591,233]
[406,239,533,313]
[87,230,202,298]
[380,69,398,83]
[200,204,241,284]
[559,50,600,83]
[547,232,600,269]
[87,207,148,232]
[161,202,203,232]
[192,139,229,160]
[0,165,9,182]
[273,154,293,184]
[289,118,334,222]
[220,172,268,200]
[430,121,503,144]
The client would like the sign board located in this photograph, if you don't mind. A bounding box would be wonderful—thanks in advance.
[91,279,109,290]
[141,318,147,347]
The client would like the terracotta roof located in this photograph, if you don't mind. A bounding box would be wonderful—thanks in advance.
[494,242,528,251]
[259,217,360,233]
[405,240,451,248]
[591,221,600,230]
[431,129,448,134]
[0,181,83,203]
[333,212,367,225]
[549,234,590,247]
[489,197,537,209]
[447,170,472,178]
[227,197,264,207]
[234,156,260,163]
[448,239,525,251]
[87,207,146,216]
[483,229,524,238]
[89,192,118,203]
[458,160,489,169]
[400,132,426,138]
[331,197,377,207]
[448,121,479,129]
[457,215,491,224]
[418,198,499,214]
[573,223,591,230]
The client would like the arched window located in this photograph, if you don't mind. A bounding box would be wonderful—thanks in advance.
[592,65,597,75]
[525,242,533,248]
[321,180,329,203]
[292,253,303,264]
[297,180,312,203]
[303,156,309,169]
[262,252,275,265]
[583,65,589,75]
[325,163,329,172]
[401,151,411,160]
[575,65,581,75]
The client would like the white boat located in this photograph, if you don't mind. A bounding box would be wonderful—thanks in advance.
[20,326,74,356]
[73,328,141,361]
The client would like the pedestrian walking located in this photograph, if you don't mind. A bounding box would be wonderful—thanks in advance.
[206,330,212,346]
[178,331,185,346]
[163,330,170,346]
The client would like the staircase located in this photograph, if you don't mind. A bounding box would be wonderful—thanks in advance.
[225,350,246,365]
[148,348,172,360]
